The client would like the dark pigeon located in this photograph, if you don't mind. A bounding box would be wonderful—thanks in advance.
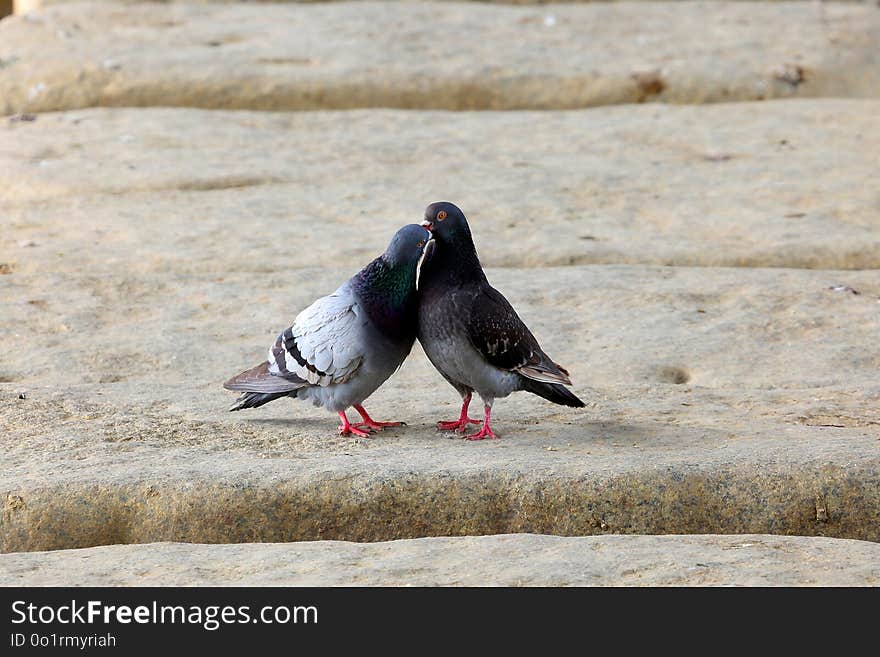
[417,202,584,440]
[224,224,432,437]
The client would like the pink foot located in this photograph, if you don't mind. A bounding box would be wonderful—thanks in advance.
[437,417,482,432]
[352,405,405,432]
[464,404,499,440]
[338,424,371,438]
[353,420,404,431]
[338,410,372,438]
[465,425,498,441]
[436,393,482,433]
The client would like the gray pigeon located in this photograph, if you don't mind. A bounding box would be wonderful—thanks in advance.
[224,224,431,437]
[418,202,584,440]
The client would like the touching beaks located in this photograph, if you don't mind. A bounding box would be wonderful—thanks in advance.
[421,220,433,231]
[415,237,434,292]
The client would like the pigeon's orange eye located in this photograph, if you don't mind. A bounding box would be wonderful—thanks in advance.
[437,211,447,221]
[416,240,424,248]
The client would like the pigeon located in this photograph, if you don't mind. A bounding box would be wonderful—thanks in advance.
[224,224,432,437]
[417,202,584,440]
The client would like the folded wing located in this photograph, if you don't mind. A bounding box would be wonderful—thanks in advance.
[267,287,367,387]
[466,285,573,386]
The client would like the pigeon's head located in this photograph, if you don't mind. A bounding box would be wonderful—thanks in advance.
[421,201,470,243]
[382,223,432,270]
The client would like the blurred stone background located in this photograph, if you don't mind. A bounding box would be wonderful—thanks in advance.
[1,0,879,585]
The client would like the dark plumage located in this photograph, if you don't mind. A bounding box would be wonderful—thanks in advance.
[417,201,584,440]
[224,224,431,437]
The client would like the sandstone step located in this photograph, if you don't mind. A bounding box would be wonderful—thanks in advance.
[2,534,879,586]
[12,0,875,11]
[1,2,878,113]
[3,264,879,552]
[2,101,879,271]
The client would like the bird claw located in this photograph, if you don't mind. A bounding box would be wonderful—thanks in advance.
[339,424,372,438]
[353,420,404,431]
[436,418,482,432]
[464,426,498,441]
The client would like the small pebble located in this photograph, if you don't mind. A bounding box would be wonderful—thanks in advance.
[28,82,47,101]
[9,113,37,123]
[829,285,860,295]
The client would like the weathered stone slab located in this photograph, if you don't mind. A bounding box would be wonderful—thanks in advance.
[2,101,879,270]
[2,534,879,586]
[12,0,874,11]
[2,262,879,552]
[1,2,878,113]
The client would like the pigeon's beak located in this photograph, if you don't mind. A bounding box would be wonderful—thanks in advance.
[416,237,435,292]
[421,220,434,232]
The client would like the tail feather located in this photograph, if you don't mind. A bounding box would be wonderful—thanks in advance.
[229,390,292,412]
[224,361,305,412]
[516,355,573,386]
[520,377,585,408]
[224,361,304,393]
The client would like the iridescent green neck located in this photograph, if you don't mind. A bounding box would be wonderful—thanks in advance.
[355,256,418,338]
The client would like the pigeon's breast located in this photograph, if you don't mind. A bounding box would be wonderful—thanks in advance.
[422,331,520,401]
[418,294,518,401]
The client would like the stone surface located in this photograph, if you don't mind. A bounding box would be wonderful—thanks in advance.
[2,259,879,551]
[2,534,879,586]
[12,0,874,9]
[1,2,879,114]
[3,1,878,590]
[2,104,880,553]
[2,101,880,271]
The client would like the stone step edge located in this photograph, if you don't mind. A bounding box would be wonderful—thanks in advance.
[3,533,879,586]
[4,461,879,553]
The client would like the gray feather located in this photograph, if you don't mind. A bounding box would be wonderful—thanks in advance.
[224,224,428,417]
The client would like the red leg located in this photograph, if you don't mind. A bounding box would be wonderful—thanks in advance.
[352,404,404,431]
[465,405,498,441]
[338,411,371,438]
[437,393,483,432]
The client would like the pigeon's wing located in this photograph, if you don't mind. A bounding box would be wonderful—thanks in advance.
[267,286,368,387]
[466,284,573,385]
